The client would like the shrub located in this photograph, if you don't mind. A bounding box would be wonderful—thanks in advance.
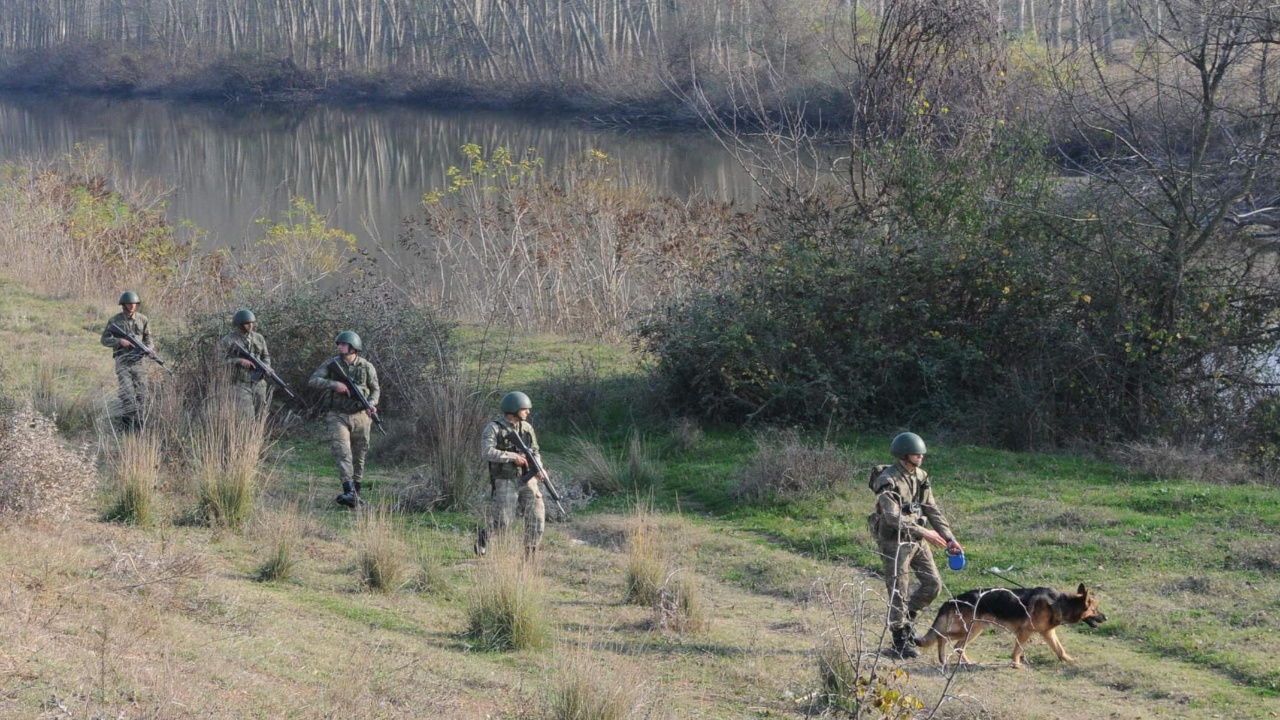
[466,535,551,651]
[733,429,854,502]
[102,431,161,526]
[817,644,922,719]
[0,400,97,521]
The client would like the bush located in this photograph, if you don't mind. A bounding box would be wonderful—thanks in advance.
[254,505,303,582]
[655,568,706,636]
[354,505,410,592]
[102,431,161,526]
[187,384,267,530]
[0,400,97,521]
[542,649,644,720]
[733,429,854,502]
[623,502,666,607]
[566,432,661,497]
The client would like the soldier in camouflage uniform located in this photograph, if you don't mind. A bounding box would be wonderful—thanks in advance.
[475,391,545,560]
[100,291,152,431]
[869,432,964,659]
[308,331,380,508]
[217,309,271,420]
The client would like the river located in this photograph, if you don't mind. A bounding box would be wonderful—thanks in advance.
[0,94,757,249]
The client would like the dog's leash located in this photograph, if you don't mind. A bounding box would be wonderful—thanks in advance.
[982,567,1030,589]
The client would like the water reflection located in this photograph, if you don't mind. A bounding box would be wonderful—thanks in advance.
[0,95,757,247]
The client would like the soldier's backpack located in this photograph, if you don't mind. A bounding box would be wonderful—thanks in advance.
[865,464,891,537]
[867,464,891,492]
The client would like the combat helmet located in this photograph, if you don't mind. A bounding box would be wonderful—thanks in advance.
[119,291,141,305]
[232,309,256,326]
[890,432,927,458]
[335,331,363,352]
[500,391,533,414]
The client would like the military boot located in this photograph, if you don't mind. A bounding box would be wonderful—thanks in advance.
[891,626,920,659]
[473,528,488,556]
[353,481,366,506]
[336,481,357,508]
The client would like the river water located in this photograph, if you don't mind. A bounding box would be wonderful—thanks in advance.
[0,94,756,248]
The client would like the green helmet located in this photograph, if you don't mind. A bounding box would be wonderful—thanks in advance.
[335,331,363,352]
[500,391,532,414]
[232,309,256,326]
[890,432,927,458]
[119,291,140,305]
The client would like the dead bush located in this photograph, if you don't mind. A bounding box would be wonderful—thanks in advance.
[0,400,97,521]
[733,428,853,502]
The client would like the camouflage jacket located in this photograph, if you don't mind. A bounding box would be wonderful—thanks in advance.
[481,417,541,480]
[871,463,954,543]
[218,329,271,385]
[308,356,380,414]
[100,311,152,364]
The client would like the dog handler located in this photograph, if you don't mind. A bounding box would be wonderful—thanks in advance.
[868,432,965,659]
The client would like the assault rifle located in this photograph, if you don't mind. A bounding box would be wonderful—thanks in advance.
[509,431,567,517]
[328,357,385,435]
[231,341,297,400]
[107,322,173,374]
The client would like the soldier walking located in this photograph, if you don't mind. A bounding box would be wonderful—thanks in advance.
[868,432,965,659]
[217,309,271,420]
[308,331,380,508]
[100,291,152,431]
[476,391,546,561]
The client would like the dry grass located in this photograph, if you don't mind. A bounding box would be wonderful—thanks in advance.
[466,533,551,651]
[354,504,410,592]
[542,646,647,720]
[102,430,161,526]
[186,385,268,530]
[1110,439,1253,484]
[0,399,97,520]
[402,375,490,510]
[568,432,662,496]
[622,500,667,607]
[253,503,303,582]
[655,568,707,636]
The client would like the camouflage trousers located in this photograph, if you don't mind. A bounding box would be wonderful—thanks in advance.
[487,475,545,550]
[114,360,148,425]
[232,381,268,421]
[326,410,372,485]
[877,535,941,630]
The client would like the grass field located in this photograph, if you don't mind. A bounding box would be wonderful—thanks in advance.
[1,285,1278,719]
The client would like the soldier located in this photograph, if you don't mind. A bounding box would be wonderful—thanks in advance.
[100,291,151,431]
[476,391,546,560]
[308,331,380,508]
[869,432,965,659]
[217,309,271,420]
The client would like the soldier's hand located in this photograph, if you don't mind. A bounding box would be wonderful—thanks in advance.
[368,406,377,416]
[513,454,529,468]
[118,339,133,349]
[946,539,964,555]
[238,359,255,369]
[922,529,948,549]
[334,383,350,395]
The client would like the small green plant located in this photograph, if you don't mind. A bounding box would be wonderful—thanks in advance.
[466,534,550,651]
[254,505,302,582]
[102,431,161,526]
[817,644,923,719]
[355,505,409,593]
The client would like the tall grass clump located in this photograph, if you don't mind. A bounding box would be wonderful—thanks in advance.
[404,374,490,510]
[568,431,661,496]
[0,399,97,520]
[187,387,267,530]
[733,428,853,502]
[254,504,303,582]
[542,648,644,720]
[102,430,161,526]
[623,500,666,607]
[32,360,100,436]
[656,568,707,636]
[354,504,410,592]
[466,534,551,651]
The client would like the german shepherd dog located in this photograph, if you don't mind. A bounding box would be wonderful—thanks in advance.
[915,584,1107,667]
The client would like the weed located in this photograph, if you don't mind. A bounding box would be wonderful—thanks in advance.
[403,375,489,510]
[187,384,267,530]
[102,430,161,526]
[410,539,448,594]
[354,504,410,593]
[466,534,551,651]
[568,432,661,496]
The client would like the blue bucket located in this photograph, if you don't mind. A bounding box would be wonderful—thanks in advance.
[947,551,966,571]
